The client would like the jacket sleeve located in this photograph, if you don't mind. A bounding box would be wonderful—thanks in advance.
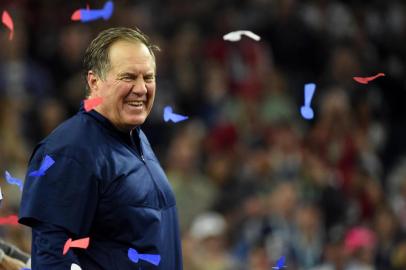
[31,221,81,269]
[19,149,98,235]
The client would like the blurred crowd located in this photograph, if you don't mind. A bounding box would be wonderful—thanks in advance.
[0,0,406,269]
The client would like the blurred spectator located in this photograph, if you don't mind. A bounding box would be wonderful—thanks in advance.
[310,227,347,270]
[185,212,241,270]
[344,227,377,270]
[247,240,268,270]
[290,204,324,269]
[264,183,298,265]
[0,0,404,269]
[389,158,406,231]
[167,121,218,232]
[0,238,30,268]
[391,239,406,270]
[373,207,399,269]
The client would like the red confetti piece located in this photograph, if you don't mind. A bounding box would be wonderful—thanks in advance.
[84,97,103,112]
[0,214,19,225]
[1,11,14,40]
[71,10,81,21]
[63,237,90,255]
[71,3,91,20]
[353,73,385,84]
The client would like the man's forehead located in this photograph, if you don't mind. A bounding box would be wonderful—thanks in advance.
[108,41,156,73]
[108,40,154,61]
[110,61,156,74]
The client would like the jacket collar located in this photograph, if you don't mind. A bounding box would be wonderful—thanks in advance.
[78,101,141,145]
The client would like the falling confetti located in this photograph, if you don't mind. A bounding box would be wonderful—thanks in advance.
[4,171,23,191]
[163,106,188,123]
[128,248,161,266]
[272,256,287,269]
[300,83,316,120]
[63,237,90,255]
[353,73,385,84]
[1,11,14,40]
[223,30,261,42]
[28,155,55,177]
[71,1,114,23]
[71,263,82,270]
[84,97,103,112]
[0,214,19,225]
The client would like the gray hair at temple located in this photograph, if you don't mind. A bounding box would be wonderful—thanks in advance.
[83,27,160,95]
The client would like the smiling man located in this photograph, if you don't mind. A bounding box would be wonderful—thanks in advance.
[18,27,183,270]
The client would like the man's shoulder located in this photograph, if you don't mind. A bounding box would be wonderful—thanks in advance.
[35,112,105,161]
[46,113,99,144]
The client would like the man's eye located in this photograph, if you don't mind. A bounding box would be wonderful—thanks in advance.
[120,76,133,82]
[144,76,155,83]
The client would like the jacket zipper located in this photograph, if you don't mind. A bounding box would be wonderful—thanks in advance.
[129,129,167,207]
[129,129,145,162]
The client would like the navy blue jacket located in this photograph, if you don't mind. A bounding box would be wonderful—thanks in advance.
[19,104,183,270]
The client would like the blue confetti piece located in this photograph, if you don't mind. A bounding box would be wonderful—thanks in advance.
[72,1,114,23]
[29,155,55,177]
[272,256,287,269]
[128,248,161,266]
[4,171,23,191]
[163,106,188,123]
[300,83,316,120]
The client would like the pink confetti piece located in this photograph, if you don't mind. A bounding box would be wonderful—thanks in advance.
[0,214,19,225]
[63,237,90,255]
[71,3,92,21]
[353,73,385,84]
[1,11,14,40]
[84,97,103,112]
[71,10,81,21]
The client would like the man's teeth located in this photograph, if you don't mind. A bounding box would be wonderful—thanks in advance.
[127,101,143,106]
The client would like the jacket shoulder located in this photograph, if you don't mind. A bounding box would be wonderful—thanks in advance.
[33,113,104,164]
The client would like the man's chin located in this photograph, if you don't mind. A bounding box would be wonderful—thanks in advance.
[127,117,146,127]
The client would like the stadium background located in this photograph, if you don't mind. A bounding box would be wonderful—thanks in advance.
[1,0,406,269]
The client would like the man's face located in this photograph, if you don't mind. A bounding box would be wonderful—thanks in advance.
[87,40,156,131]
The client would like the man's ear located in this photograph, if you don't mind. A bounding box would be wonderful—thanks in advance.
[87,71,99,96]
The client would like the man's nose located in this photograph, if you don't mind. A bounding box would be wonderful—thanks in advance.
[131,76,148,95]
